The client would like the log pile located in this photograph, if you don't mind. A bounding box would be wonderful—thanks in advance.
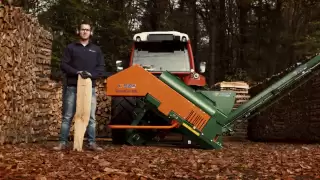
[0,5,112,144]
[45,85,62,138]
[95,79,112,137]
[248,71,320,142]
[214,81,250,138]
[0,5,62,144]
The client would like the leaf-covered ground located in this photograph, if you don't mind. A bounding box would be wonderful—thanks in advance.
[1,140,320,180]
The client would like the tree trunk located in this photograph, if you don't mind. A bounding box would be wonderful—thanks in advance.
[238,1,249,70]
[192,0,198,58]
[217,0,226,81]
[149,0,159,31]
[208,22,217,86]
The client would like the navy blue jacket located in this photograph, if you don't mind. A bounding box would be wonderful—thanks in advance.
[60,41,105,87]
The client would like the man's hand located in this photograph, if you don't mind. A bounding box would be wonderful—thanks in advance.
[79,71,92,79]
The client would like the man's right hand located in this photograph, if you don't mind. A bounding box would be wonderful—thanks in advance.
[79,71,92,79]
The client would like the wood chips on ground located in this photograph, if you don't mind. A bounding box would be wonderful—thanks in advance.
[1,141,320,180]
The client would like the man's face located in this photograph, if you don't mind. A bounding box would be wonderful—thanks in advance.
[79,24,91,40]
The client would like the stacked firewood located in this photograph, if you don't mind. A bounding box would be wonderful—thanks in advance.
[95,79,112,137]
[45,85,63,138]
[0,5,114,144]
[215,81,250,109]
[214,81,250,138]
[0,5,60,144]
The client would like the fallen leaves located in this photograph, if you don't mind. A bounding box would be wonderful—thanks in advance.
[0,141,320,179]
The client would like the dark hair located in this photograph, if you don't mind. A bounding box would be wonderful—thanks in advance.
[78,20,92,30]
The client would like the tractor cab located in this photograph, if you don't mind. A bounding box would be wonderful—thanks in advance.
[116,31,207,87]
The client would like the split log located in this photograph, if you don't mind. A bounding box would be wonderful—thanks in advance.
[73,75,92,151]
[53,79,111,141]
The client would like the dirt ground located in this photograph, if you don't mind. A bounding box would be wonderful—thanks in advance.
[1,140,320,180]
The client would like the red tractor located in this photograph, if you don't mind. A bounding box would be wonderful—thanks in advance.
[109,31,208,145]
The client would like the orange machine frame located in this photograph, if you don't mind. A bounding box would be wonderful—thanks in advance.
[106,65,211,130]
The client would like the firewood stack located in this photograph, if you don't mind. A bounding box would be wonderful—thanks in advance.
[0,5,61,144]
[0,5,113,144]
[44,84,63,138]
[214,81,250,138]
[94,79,112,137]
[34,26,62,139]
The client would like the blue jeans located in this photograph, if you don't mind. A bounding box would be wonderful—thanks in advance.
[59,86,97,145]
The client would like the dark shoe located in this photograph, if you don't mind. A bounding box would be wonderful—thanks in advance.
[88,143,103,151]
[53,143,67,151]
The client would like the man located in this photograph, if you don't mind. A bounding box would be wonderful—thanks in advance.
[53,21,105,151]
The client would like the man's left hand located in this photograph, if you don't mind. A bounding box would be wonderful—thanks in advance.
[79,71,92,79]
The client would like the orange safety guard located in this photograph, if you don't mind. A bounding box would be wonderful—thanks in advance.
[106,65,211,129]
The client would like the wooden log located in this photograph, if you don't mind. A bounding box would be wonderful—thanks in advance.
[73,75,92,151]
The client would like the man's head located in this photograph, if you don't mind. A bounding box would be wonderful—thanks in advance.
[77,22,93,40]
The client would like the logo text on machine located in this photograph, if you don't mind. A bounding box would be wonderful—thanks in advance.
[117,84,137,89]
[116,83,137,93]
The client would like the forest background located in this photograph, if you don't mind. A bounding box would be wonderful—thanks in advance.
[10,0,320,87]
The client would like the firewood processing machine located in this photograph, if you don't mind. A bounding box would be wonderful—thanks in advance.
[104,31,320,149]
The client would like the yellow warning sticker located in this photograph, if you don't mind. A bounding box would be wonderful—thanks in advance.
[182,123,200,136]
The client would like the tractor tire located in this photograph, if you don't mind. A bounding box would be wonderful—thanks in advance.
[109,96,137,144]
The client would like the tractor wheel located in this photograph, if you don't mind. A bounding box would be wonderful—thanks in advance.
[109,96,137,144]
